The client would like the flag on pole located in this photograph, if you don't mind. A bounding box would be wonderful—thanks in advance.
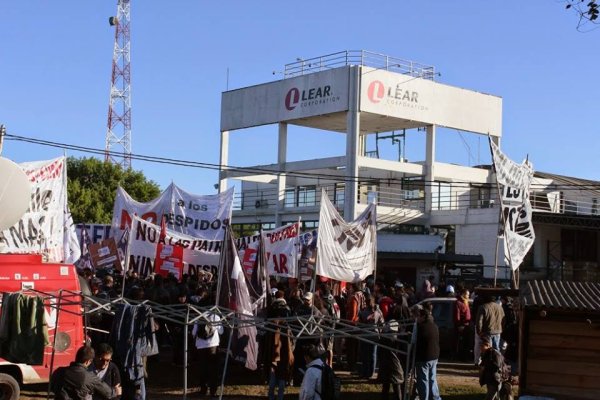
[316,190,377,282]
[217,226,258,370]
[154,217,184,279]
[76,226,93,270]
[489,139,535,271]
[248,234,269,311]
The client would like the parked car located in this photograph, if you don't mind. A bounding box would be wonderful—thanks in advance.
[417,297,474,359]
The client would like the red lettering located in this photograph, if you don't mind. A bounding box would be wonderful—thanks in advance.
[279,254,288,274]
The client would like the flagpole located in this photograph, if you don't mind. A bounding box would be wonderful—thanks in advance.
[296,217,301,282]
[216,226,227,305]
[121,223,134,299]
[488,136,518,289]
[488,135,502,287]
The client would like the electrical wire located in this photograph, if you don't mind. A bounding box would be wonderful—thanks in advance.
[4,132,600,191]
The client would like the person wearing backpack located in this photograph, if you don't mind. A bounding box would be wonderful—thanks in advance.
[192,311,224,397]
[299,344,341,400]
[478,336,513,400]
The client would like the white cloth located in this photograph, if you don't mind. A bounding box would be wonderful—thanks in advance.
[192,312,223,349]
[299,358,323,400]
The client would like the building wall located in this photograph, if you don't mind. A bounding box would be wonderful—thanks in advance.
[455,223,501,269]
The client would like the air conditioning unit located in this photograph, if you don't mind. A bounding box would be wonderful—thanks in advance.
[255,199,269,209]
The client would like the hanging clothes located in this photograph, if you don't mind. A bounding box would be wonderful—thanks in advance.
[109,303,157,399]
[0,292,49,364]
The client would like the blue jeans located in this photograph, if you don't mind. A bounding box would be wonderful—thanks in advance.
[415,360,441,400]
[490,334,501,352]
[268,371,286,400]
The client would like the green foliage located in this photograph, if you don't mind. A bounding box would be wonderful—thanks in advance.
[67,157,161,224]
[565,0,599,29]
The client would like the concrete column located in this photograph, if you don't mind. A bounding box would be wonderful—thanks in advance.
[344,66,361,221]
[424,125,436,217]
[218,130,229,193]
[275,123,288,227]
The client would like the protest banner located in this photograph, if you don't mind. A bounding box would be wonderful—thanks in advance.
[316,190,377,282]
[111,183,234,242]
[0,157,79,263]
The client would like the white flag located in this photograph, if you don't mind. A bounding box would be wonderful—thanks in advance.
[316,190,377,282]
[490,139,535,271]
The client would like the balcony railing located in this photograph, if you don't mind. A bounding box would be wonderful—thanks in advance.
[234,183,600,219]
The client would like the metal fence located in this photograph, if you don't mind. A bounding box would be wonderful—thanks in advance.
[284,50,436,80]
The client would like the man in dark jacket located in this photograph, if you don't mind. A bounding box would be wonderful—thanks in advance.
[476,295,505,352]
[89,343,122,400]
[415,305,441,400]
[51,345,114,400]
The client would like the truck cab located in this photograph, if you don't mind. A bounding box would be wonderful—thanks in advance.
[0,254,84,400]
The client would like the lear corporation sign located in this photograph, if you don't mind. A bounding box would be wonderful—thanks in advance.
[360,67,502,137]
[221,67,349,132]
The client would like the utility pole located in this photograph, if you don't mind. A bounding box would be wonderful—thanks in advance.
[105,0,132,169]
[0,124,5,155]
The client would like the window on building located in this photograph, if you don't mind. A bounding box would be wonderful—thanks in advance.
[432,182,452,210]
[470,184,492,209]
[334,183,345,206]
[297,186,316,207]
[284,189,295,208]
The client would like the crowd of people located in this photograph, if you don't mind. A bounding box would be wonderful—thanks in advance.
[50,267,518,400]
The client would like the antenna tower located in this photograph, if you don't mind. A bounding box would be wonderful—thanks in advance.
[105,0,132,169]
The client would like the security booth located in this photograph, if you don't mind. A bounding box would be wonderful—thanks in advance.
[520,280,600,400]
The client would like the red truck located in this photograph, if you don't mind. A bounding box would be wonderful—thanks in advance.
[0,254,85,400]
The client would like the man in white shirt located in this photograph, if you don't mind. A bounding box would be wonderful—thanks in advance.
[192,312,224,397]
[299,345,323,400]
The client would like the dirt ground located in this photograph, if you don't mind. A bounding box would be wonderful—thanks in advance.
[20,353,485,399]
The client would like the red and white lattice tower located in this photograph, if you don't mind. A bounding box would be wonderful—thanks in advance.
[105,0,132,169]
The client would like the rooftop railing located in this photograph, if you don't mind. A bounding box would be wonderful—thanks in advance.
[284,50,436,80]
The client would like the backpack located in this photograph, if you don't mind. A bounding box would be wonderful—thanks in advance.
[309,363,341,400]
[196,318,216,340]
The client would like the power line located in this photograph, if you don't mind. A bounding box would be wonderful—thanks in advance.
[5,132,600,191]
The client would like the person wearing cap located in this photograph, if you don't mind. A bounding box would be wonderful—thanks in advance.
[292,292,323,387]
[445,285,455,297]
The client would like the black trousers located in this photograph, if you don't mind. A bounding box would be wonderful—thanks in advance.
[197,346,219,394]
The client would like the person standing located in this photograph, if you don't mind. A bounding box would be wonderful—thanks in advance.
[476,295,505,352]
[478,336,510,400]
[264,291,294,400]
[51,346,114,400]
[299,345,324,400]
[358,296,384,379]
[453,288,471,361]
[292,292,323,386]
[414,305,442,400]
[89,343,122,400]
[192,311,224,397]
[378,316,404,400]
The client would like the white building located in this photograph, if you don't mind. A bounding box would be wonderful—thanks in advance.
[219,51,599,287]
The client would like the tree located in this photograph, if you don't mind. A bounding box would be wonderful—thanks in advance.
[565,0,599,30]
[67,157,161,224]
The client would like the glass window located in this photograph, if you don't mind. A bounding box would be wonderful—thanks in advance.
[284,189,295,208]
[297,186,316,207]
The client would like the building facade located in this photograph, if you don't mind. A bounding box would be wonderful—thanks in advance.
[219,51,600,287]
